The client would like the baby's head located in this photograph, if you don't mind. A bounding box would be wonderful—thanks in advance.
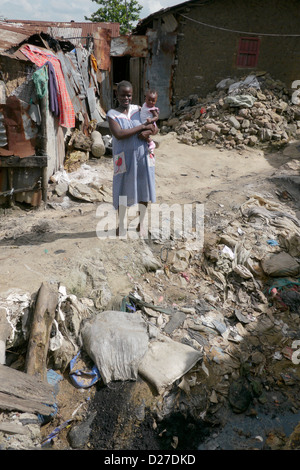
[145,89,158,108]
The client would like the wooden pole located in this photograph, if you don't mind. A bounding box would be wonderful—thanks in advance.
[25,282,58,382]
[40,94,48,204]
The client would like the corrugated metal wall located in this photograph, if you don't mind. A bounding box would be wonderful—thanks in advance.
[143,30,177,120]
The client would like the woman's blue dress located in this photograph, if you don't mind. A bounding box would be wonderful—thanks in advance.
[107,105,156,209]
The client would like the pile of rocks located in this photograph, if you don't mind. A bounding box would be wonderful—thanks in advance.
[162,73,300,150]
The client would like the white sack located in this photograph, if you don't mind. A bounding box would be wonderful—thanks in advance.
[81,310,148,384]
[138,337,202,394]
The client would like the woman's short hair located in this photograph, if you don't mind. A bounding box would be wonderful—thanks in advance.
[117,80,132,91]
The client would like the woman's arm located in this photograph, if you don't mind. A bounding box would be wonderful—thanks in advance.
[108,117,154,140]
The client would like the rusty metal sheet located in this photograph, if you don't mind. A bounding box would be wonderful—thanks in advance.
[93,28,111,71]
[110,35,148,57]
[3,20,120,41]
[98,70,112,112]
[0,96,36,158]
[0,112,8,148]
[0,28,28,55]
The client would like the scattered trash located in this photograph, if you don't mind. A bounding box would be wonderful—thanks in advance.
[262,252,300,278]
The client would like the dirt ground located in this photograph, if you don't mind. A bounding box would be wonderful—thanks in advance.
[1,133,300,450]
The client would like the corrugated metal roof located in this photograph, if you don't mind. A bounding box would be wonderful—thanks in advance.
[0,26,29,56]
[0,19,120,58]
[4,20,120,40]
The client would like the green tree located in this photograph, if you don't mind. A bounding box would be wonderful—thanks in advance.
[85,0,143,34]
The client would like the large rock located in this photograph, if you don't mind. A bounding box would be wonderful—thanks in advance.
[91,131,105,158]
[203,123,221,134]
[228,116,241,129]
[68,181,104,202]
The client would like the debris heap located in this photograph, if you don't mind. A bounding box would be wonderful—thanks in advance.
[162,73,300,150]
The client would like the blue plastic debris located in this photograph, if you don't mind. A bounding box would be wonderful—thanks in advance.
[267,239,279,246]
[41,419,73,446]
[69,351,101,388]
[38,369,63,424]
[121,296,137,312]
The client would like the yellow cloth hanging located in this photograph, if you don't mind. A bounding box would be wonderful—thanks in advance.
[90,54,98,72]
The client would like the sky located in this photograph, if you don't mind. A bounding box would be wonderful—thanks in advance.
[0,0,186,23]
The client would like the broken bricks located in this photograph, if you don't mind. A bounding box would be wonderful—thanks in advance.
[162,72,300,150]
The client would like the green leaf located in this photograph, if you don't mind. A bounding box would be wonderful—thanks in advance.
[85,0,143,34]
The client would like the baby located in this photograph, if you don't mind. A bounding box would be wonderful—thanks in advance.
[140,89,159,154]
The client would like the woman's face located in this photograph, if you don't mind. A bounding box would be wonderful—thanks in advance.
[117,86,133,109]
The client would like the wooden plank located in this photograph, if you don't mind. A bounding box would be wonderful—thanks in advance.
[0,364,55,415]
[0,422,29,435]
[0,391,55,415]
[0,365,55,404]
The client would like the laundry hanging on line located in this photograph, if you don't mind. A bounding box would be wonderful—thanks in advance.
[20,44,75,128]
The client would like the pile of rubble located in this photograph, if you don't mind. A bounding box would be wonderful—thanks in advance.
[162,73,300,150]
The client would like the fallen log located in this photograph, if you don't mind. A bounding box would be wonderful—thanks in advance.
[25,282,58,382]
[0,364,55,415]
